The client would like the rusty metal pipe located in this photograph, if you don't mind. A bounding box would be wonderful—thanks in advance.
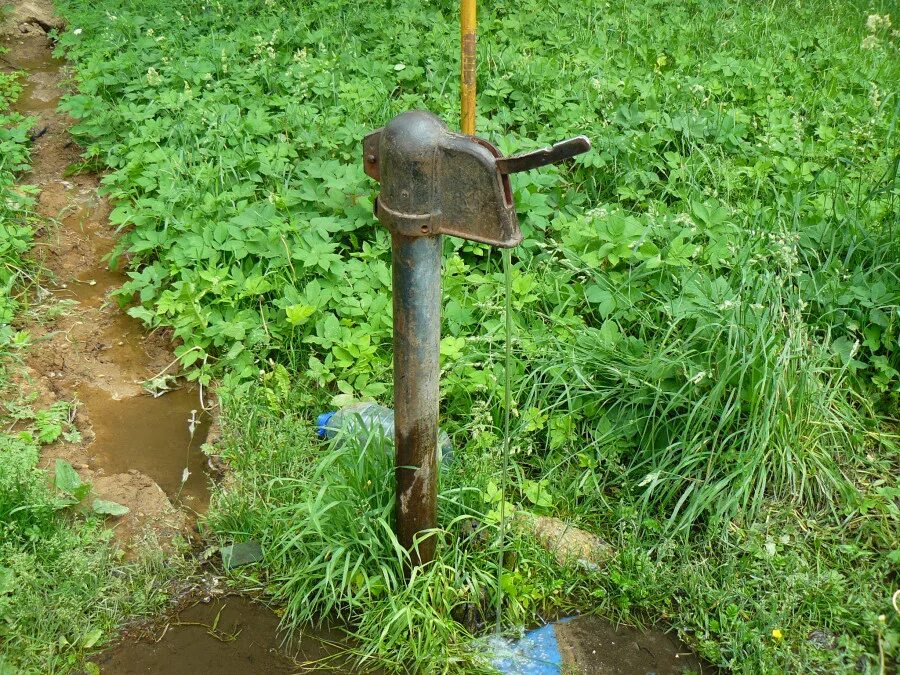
[392,231,442,568]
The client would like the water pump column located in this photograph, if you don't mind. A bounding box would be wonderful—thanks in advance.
[363,110,589,568]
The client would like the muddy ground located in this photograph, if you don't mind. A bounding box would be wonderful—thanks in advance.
[94,596,379,675]
[2,17,210,550]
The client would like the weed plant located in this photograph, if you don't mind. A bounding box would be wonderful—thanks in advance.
[52,0,900,672]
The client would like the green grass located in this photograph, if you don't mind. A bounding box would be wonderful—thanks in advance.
[47,0,900,672]
[205,383,591,672]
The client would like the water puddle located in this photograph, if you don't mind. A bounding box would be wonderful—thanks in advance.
[94,597,373,674]
[49,199,121,305]
[44,179,214,508]
[7,40,63,114]
[551,615,710,674]
[78,385,211,508]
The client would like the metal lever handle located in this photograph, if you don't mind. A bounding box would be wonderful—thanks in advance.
[496,135,591,175]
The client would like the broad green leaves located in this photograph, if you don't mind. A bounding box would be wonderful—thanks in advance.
[53,0,900,404]
[54,459,90,502]
[54,460,128,516]
[284,303,315,326]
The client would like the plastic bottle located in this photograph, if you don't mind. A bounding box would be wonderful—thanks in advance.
[316,403,454,465]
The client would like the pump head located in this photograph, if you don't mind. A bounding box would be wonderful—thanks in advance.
[363,110,590,248]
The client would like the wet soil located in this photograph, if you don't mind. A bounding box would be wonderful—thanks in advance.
[95,597,376,675]
[489,615,712,675]
[2,30,211,547]
[554,616,710,674]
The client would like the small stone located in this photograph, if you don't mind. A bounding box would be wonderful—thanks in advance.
[514,512,612,569]
[808,629,836,650]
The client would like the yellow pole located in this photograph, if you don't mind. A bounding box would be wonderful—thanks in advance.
[460,0,476,135]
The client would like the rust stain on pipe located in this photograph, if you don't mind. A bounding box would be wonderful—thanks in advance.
[392,233,441,569]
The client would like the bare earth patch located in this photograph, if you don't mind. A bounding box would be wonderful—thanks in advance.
[0,0,64,38]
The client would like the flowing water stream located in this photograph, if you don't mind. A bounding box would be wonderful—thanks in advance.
[8,35,211,513]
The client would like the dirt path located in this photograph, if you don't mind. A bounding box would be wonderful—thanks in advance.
[2,5,211,550]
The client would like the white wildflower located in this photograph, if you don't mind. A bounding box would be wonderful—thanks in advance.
[73,28,82,35]
[870,83,882,109]
[866,14,891,32]
[862,35,879,49]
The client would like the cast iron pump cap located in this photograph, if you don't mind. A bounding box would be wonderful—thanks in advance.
[363,110,590,248]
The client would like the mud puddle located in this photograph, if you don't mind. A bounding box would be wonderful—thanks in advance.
[81,385,211,507]
[4,31,212,544]
[552,616,710,674]
[488,615,711,674]
[9,41,62,113]
[94,597,377,675]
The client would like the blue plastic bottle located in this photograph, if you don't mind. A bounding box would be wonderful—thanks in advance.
[316,403,453,465]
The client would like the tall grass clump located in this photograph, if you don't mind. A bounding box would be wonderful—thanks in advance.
[207,385,580,671]
[269,437,496,671]
[527,276,864,529]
